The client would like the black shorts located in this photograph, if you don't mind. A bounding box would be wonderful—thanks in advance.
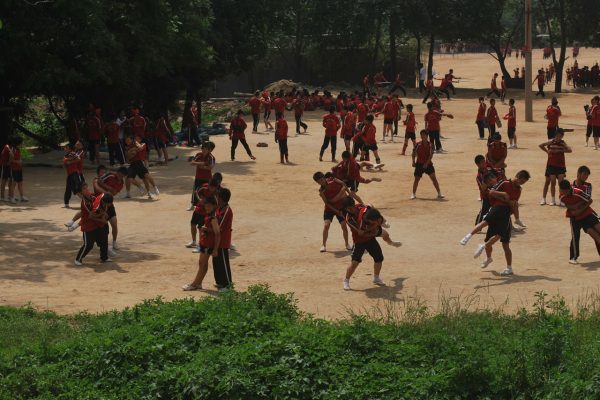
[107,204,116,219]
[593,126,600,138]
[507,127,516,139]
[484,206,511,243]
[191,212,204,226]
[10,169,23,183]
[0,165,11,180]
[345,179,359,192]
[154,138,166,149]
[405,131,416,140]
[362,144,378,152]
[383,118,394,125]
[351,238,384,263]
[67,172,84,194]
[414,163,435,177]
[580,213,600,231]
[344,134,354,141]
[264,110,271,120]
[547,127,557,139]
[198,246,213,254]
[128,160,148,179]
[586,125,592,137]
[545,165,566,177]
[323,210,344,223]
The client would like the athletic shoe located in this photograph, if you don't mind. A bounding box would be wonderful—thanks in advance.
[410,193,416,200]
[112,241,120,250]
[320,246,326,253]
[148,193,156,200]
[550,200,557,206]
[74,259,83,266]
[373,276,386,286]
[460,233,472,245]
[480,258,493,268]
[64,220,74,228]
[346,244,353,251]
[500,267,513,276]
[10,197,17,204]
[20,196,29,202]
[100,258,112,263]
[62,204,69,208]
[218,287,229,293]
[343,279,351,290]
[437,193,445,199]
[559,202,566,207]
[540,198,547,205]
[389,241,402,247]
[192,246,201,253]
[569,258,579,265]
[474,243,485,258]
[182,283,202,291]
[514,219,527,228]
[185,241,196,248]
[154,187,160,196]
[230,243,237,251]
[250,156,256,160]
[107,248,117,257]
[186,204,194,211]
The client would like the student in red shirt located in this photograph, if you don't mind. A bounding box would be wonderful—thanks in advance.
[360,114,381,164]
[503,99,517,148]
[486,73,501,98]
[401,104,417,155]
[424,101,453,153]
[500,76,507,104]
[275,115,289,164]
[187,174,221,251]
[421,79,436,104]
[125,135,159,199]
[229,110,256,161]
[74,187,113,266]
[92,165,127,252]
[183,103,201,147]
[567,166,600,263]
[545,97,561,139]
[313,171,351,252]
[584,97,595,147]
[182,196,221,291]
[7,136,27,203]
[376,96,395,143]
[533,69,546,98]
[62,141,86,208]
[411,130,444,200]
[559,179,600,258]
[473,155,496,225]
[0,140,12,202]
[272,92,287,120]
[486,98,501,138]
[391,94,403,139]
[262,92,274,131]
[212,188,234,291]
[539,129,571,206]
[340,104,357,152]
[320,105,341,162]
[187,141,216,211]
[248,91,262,133]
[331,150,381,203]
[104,117,125,166]
[293,93,308,135]
[389,73,407,96]
[475,97,487,140]
[153,113,174,165]
[486,132,507,172]
[589,96,600,149]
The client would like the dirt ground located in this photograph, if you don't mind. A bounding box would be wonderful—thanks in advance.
[2,48,600,319]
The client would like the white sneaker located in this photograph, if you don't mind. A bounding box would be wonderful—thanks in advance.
[192,246,201,253]
[474,244,485,259]
[320,246,326,253]
[410,193,416,200]
[373,276,386,286]
[389,241,402,247]
[343,279,351,290]
[74,259,83,266]
[437,193,445,199]
[514,219,527,228]
[100,258,112,263]
[550,200,557,206]
[500,267,513,276]
[569,258,579,265]
[10,197,17,204]
[186,204,194,211]
[480,258,493,268]
[62,204,69,208]
[108,248,117,257]
[20,196,29,202]
[185,241,196,248]
[230,243,237,251]
[182,283,202,291]
[540,198,547,205]
[112,241,120,250]
[154,187,160,196]
[460,233,472,245]
[346,244,353,251]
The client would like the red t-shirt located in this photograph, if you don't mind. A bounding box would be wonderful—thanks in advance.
[536,73,545,87]
[262,96,272,112]
[342,111,355,136]
[194,153,215,181]
[346,205,374,244]
[404,112,416,132]
[293,99,304,117]
[100,172,123,194]
[546,105,561,128]
[591,105,600,127]
[357,103,368,122]
[199,213,217,248]
[321,177,345,211]
[424,110,441,132]
[79,195,97,232]
[276,119,288,140]
[382,101,395,119]
[249,96,261,114]
[1,144,11,166]
[230,117,247,140]
[506,106,516,128]
[129,115,147,138]
[323,113,340,137]
[216,205,233,249]
[491,77,497,90]
[86,116,102,141]
[489,179,521,208]
[362,123,377,145]
[154,118,170,143]
[273,97,287,113]
[561,188,594,221]
[487,141,507,162]
[193,184,217,214]
[104,122,120,144]
[476,103,487,121]
[9,147,21,171]
[546,139,567,168]
[64,152,80,175]
[476,167,493,200]
[415,140,432,164]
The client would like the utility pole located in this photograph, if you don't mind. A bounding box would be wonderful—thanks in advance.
[524,0,533,121]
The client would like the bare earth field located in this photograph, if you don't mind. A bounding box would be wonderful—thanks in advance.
[2,49,600,319]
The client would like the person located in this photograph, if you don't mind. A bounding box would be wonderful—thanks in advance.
[212,188,233,291]
[342,201,401,290]
[93,165,127,251]
[376,96,395,143]
[261,92,274,131]
[436,75,452,100]
[545,97,561,139]
[475,97,487,140]
[332,151,381,203]
[187,141,215,211]
[293,94,308,135]
[124,135,159,199]
[503,99,517,148]
[559,180,600,264]
[540,129,571,206]
[421,78,436,104]
[486,133,507,174]
[248,91,262,133]
[486,73,501,98]
[62,141,85,208]
[272,92,287,120]
[401,104,416,155]
[424,101,453,153]
[229,110,256,161]
[74,187,113,266]
[7,136,27,203]
[389,73,407,96]
[360,114,381,164]
[313,171,352,252]
[340,104,356,152]
[444,69,460,95]
[411,130,444,200]
[127,108,148,161]
[187,175,221,252]
[183,103,201,147]
[584,98,594,147]
[391,95,403,138]
[0,138,13,202]
[320,105,341,162]
[500,75,507,103]
[533,69,546,97]
[473,158,495,225]
[154,113,174,165]
[182,196,221,291]
[588,96,600,149]
[86,107,103,165]
[275,114,289,164]
[486,98,501,138]
[104,117,126,166]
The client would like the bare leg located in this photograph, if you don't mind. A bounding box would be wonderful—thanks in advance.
[502,242,512,266]
[373,262,382,276]
[190,252,210,287]
[549,175,557,200]
[429,173,441,193]
[542,176,550,199]
[190,223,197,243]
[412,176,421,195]
[345,260,360,279]
[341,221,349,247]
[322,220,331,247]
[109,217,118,242]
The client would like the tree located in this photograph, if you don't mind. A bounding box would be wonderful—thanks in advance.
[538,0,567,93]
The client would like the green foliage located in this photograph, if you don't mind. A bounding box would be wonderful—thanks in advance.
[2,286,600,398]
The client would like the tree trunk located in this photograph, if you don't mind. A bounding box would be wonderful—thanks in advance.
[427,32,435,79]
[493,47,511,79]
[371,12,383,73]
[389,12,397,77]
[293,6,303,81]
[416,35,421,66]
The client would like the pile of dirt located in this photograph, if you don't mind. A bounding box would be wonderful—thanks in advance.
[263,79,301,94]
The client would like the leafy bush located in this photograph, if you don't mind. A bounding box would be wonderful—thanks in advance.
[2,286,600,399]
